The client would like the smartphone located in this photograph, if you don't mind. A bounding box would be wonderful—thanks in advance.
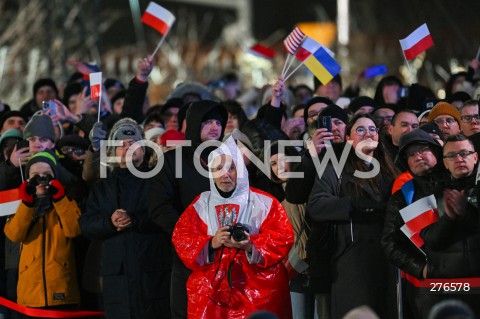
[16,139,29,150]
[476,45,480,61]
[42,101,56,115]
[317,116,332,132]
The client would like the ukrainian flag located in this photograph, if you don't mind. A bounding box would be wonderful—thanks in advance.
[304,47,341,85]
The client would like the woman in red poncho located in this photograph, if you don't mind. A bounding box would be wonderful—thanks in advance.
[172,137,294,319]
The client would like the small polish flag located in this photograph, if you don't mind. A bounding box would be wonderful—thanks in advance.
[400,194,439,234]
[295,36,334,62]
[0,188,21,217]
[283,27,305,55]
[401,224,424,248]
[247,44,276,60]
[400,23,434,60]
[141,2,176,35]
[89,72,102,100]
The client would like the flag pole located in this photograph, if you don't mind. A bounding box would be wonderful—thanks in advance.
[97,85,103,123]
[281,54,292,77]
[283,55,297,78]
[284,60,306,81]
[400,44,415,85]
[151,28,171,57]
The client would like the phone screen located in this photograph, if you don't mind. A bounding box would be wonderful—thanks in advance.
[317,116,332,132]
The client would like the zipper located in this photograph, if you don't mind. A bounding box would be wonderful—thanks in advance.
[42,215,48,307]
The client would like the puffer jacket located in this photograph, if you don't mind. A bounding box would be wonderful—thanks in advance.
[4,197,81,307]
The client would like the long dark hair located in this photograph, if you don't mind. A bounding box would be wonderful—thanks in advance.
[345,113,399,195]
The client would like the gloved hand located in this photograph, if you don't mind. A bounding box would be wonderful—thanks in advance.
[19,180,36,206]
[89,122,107,152]
[48,179,65,201]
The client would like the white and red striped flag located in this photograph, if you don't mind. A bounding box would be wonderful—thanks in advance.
[399,194,439,234]
[247,44,276,60]
[283,27,305,55]
[400,224,424,249]
[399,23,434,60]
[295,36,334,62]
[0,188,21,217]
[141,2,176,36]
[89,72,102,100]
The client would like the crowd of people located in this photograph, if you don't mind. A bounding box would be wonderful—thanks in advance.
[0,53,479,319]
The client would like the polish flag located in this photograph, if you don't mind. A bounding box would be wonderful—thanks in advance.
[399,23,434,60]
[401,224,424,248]
[247,44,276,60]
[0,188,21,217]
[283,27,305,55]
[141,2,176,35]
[89,72,102,100]
[399,194,439,234]
[295,36,334,62]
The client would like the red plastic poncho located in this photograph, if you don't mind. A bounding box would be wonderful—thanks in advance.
[172,137,294,319]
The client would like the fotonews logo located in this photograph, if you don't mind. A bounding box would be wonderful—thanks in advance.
[99,139,381,179]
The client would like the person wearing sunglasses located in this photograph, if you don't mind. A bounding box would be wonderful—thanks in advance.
[427,102,462,138]
[308,113,399,318]
[459,100,480,137]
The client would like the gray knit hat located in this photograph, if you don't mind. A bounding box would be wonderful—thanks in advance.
[23,114,56,142]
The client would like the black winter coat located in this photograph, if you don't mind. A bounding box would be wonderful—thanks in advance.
[420,174,480,278]
[382,173,443,279]
[80,166,171,319]
[308,162,396,319]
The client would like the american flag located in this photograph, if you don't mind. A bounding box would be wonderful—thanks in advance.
[283,27,305,55]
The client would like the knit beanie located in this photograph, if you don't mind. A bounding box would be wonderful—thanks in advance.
[33,78,58,97]
[160,129,185,146]
[348,96,377,114]
[0,128,22,149]
[108,118,143,142]
[202,106,227,126]
[319,104,348,124]
[0,111,27,130]
[25,150,59,178]
[427,101,461,124]
[23,114,56,142]
[303,96,334,125]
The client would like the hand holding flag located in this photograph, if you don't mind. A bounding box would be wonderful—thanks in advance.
[142,2,176,56]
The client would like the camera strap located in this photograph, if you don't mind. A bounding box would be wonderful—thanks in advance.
[227,248,240,289]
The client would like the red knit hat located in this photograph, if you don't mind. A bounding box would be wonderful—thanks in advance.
[160,130,185,146]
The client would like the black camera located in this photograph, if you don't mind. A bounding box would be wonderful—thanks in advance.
[228,223,249,242]
[30,175,52,187]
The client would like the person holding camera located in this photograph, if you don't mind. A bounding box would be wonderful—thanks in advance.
[4,151,82,314]
[172,137,294,319]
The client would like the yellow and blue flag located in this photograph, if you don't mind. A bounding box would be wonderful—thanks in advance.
[304,47,341,85]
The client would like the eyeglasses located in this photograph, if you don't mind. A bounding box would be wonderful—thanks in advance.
[355,126,378,136]
[460,114,480,123]
[443,150,475,161]
[433,118,457,127]
[405,146,431,159]
[60,146,86,156]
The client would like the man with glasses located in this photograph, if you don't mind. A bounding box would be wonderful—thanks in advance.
[413,134,480,316]
[427,102,461,138]
[459,100,480,137]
